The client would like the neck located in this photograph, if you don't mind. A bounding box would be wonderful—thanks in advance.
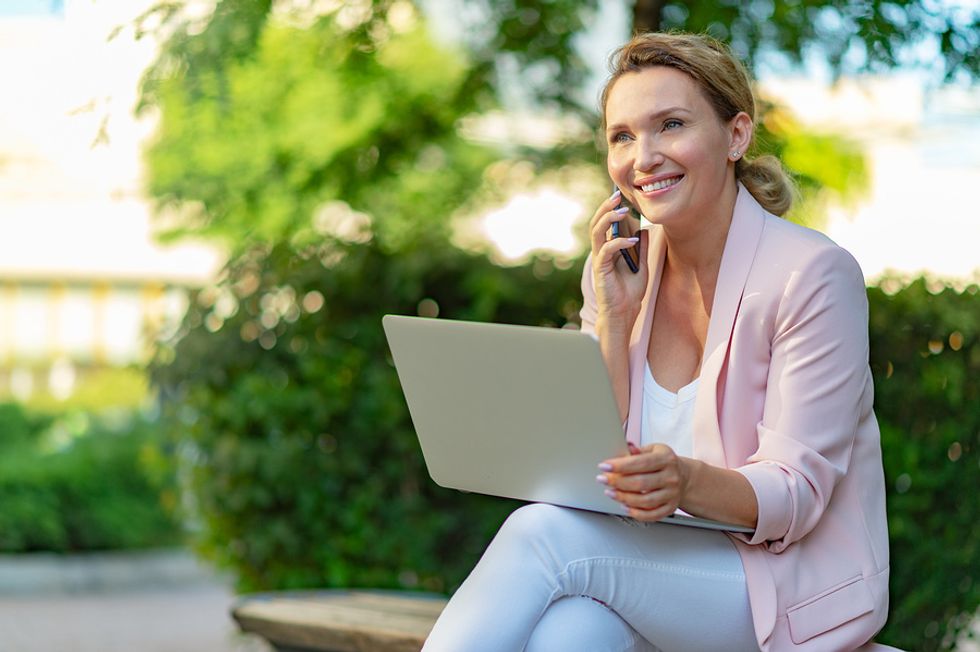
[661,179,739,278]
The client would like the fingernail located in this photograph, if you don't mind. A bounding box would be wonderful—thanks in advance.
[621,505,632,515]
[604,489,616,498]
[595,474,608,485]
[625,237,639,243]
[614,206,629,214]
[610,188,621,199]
[598,463,613,471]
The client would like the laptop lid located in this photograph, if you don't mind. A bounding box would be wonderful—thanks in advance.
[382,314,753,534]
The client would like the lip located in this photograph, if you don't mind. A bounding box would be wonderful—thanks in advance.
[634,173,684,197]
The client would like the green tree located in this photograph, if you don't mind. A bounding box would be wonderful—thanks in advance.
[143,8,490,251]
[632,0,980,82]
[136,0,879,249]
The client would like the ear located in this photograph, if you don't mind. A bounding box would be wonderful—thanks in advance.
[727,112,753,161]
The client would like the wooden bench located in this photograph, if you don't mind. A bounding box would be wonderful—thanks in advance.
[233,590,905,651]
[232,590,447,652]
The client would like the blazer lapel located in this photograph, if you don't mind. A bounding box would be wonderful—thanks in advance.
[625,226,667,446]
[692,184,766,466]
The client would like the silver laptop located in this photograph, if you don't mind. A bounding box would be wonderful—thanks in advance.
[382,315,752,534]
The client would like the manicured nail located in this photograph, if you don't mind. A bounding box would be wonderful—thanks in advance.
[625,237,639,243]
[604,488,616,498]
[621,504,632,515]
[595,474,608,485]
[598,462,613,471]
[614,206,629,214]
[609,188,621,199]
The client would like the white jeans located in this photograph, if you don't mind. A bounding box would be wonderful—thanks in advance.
[423,504,760,652]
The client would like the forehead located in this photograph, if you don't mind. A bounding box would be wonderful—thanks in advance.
[605,67,710,124]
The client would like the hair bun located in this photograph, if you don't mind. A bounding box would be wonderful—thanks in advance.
[736,155,794,216]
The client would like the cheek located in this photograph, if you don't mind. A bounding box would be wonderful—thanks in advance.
[607,151,629,180]
[671,137,725,175]
[666,138,704,163]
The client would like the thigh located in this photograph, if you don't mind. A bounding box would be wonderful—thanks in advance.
[425,504,758,652]
[524,596,660,652]
[504,506,758,652]
[545,513,759,652]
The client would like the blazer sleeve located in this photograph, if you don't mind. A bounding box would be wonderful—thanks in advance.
[734,244,873,551]
[579,253,599,339]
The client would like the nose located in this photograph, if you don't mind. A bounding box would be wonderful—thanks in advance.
[633,135,665,174]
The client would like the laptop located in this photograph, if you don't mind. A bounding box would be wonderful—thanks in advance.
[382,314,753,534]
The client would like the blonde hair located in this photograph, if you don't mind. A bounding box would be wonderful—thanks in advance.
[600,32,794,216]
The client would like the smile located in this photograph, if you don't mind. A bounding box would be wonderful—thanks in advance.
[638,175,683,193]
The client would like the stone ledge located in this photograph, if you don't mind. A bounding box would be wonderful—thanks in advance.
[0,548,227,595]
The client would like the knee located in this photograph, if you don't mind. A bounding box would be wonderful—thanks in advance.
[525,596,654,652]
[498,503,584,545]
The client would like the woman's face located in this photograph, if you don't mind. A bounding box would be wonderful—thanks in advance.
[604,66,743,229]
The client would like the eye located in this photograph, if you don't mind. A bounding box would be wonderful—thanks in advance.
[610,132,632,145]
[663,119,683,130]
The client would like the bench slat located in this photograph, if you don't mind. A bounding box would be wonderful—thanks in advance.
[233,591,447,652]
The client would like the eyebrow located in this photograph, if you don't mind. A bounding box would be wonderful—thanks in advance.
[605,106,693,134]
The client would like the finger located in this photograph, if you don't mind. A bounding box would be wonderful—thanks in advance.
[600,453,667,476]
[590,206,631,255]
[615,487,675,510]
[605,470,679,494]
[587,195,624,247]
[624,502,678,522]
[601,445,673,474]
[587,188,623,233]
[594,235,640,274]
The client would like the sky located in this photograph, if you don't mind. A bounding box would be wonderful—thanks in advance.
[0,0,221,284]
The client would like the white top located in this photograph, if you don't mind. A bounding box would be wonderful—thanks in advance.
[640,363,698,457]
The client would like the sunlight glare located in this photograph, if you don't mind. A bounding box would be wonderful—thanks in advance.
[481,189,583,262]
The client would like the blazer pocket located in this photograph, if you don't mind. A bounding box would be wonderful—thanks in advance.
[786,575,874,644]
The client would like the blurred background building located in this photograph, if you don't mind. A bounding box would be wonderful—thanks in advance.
[0,0,223,404]
[763,74,980,283]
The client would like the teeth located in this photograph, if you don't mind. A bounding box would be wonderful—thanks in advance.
[641,176,681,192]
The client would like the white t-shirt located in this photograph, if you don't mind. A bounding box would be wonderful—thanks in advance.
[640,363,698,457]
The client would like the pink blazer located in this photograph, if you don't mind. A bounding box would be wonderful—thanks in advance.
[580,185,890,651]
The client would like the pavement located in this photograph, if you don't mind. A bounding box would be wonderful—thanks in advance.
[0,550,273,652]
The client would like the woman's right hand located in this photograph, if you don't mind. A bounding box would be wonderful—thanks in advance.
[589,189,649,335]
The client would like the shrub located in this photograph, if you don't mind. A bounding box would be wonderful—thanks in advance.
[151,238,583,591]
[0,406,181,553]
[869,278,979,651]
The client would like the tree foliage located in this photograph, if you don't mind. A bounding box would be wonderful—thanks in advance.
[143,7,490,252]
[633,0,980,82]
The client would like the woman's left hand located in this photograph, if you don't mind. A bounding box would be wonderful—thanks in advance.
[597,443,693,522]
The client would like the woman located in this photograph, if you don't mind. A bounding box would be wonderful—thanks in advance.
[423,32,889,652]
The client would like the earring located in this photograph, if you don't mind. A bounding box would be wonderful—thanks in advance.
[730,150,741,160]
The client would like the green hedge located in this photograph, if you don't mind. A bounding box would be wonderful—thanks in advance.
[0,405,181,553]
[152,239,978,651]
[868,278,979,650]
[152,240,581,591]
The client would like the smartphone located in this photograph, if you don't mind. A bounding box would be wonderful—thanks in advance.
[611,185,640,273]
